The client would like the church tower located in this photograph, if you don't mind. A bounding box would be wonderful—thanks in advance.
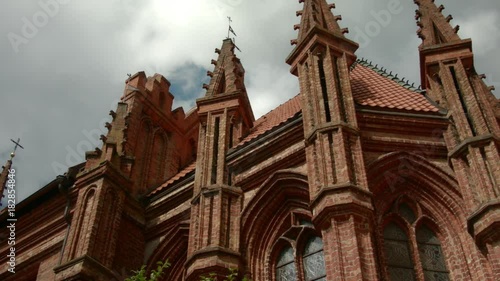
[54,72,198,280]
[416,0,500,278]
[186,38,254,280]
[287,0,378,279]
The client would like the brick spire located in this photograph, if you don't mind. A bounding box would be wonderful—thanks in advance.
[186,38,254,280]
[293,0,347,45]
[0,159,12,205]
[287,0,358,75]
[198,38,254,143]
[414,2,500,276]
[203,38,246,97]
[415,0,472,89]
[287,2,377,280]
[414,0,461,47]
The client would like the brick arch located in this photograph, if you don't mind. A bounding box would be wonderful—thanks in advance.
[368,151,493,280]
[133,118,153,192]
[368,152,459,199]
[146,221,190,281]
[240,170,310,280]
[68,186,97,261]
[148,130,168,187]
[92,188,121,267]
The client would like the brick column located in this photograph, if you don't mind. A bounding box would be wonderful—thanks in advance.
[54,166,129,281]
[186,185,242,280]
[420,34,499,278]
[186,38,254,280]
[287,2,379,275]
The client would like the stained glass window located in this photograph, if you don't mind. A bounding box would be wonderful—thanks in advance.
[383,199,452,281]
[383,223,416,281]
[276,246,298,281]
[303,236,326,281]
[416,225,450,281]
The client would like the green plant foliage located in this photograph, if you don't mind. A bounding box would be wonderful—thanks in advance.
[125,261,251,281]
[125,260,170,281]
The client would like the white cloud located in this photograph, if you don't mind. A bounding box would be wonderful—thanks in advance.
[458,10,500,55]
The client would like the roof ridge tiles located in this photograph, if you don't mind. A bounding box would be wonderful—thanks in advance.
[351,60,441,113]
[356,58,423,93]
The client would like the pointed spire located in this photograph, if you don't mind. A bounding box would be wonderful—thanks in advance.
[198,38,254,132]
[0,159,12,206]
[204,39,245,97]
[293,0,348,45]
[287,0,358,74]
[414,0,461,47]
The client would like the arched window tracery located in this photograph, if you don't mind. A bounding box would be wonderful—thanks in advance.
[302,236,326,281]
[382,200,450,281]
[417,225,450,281]
[274,220,326,281]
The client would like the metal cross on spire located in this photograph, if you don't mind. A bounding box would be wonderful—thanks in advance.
[227,16,237,39]
[9,138,24,159]
[227,16,241,52]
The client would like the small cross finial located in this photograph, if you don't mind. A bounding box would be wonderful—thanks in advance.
[9,138,24,159]
[227,16,237,39]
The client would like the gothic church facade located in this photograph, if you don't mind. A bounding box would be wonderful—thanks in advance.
[1,0,499,280]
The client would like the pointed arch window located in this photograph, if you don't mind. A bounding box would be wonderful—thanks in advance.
[382,201,450,281]
[274,221,326,281]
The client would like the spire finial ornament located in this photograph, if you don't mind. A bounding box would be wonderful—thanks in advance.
[226,17,241,52]
[227,16,237,39]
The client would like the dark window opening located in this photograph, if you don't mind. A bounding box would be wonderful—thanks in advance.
[211,117,220,184]
[450,66,476,136]
[333,57,347,122]
[229,123,234,149]
[318,57,332,123]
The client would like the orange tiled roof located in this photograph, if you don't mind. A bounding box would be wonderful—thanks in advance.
[149,161,196,197]
[237,95,302,148]
[351,62,440,113]
[149,61,441,196]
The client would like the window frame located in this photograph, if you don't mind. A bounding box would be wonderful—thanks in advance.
[379,199,451,281]
[271,224,326,281]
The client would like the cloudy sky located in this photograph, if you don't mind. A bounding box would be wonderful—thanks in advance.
[1,0,499,204]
